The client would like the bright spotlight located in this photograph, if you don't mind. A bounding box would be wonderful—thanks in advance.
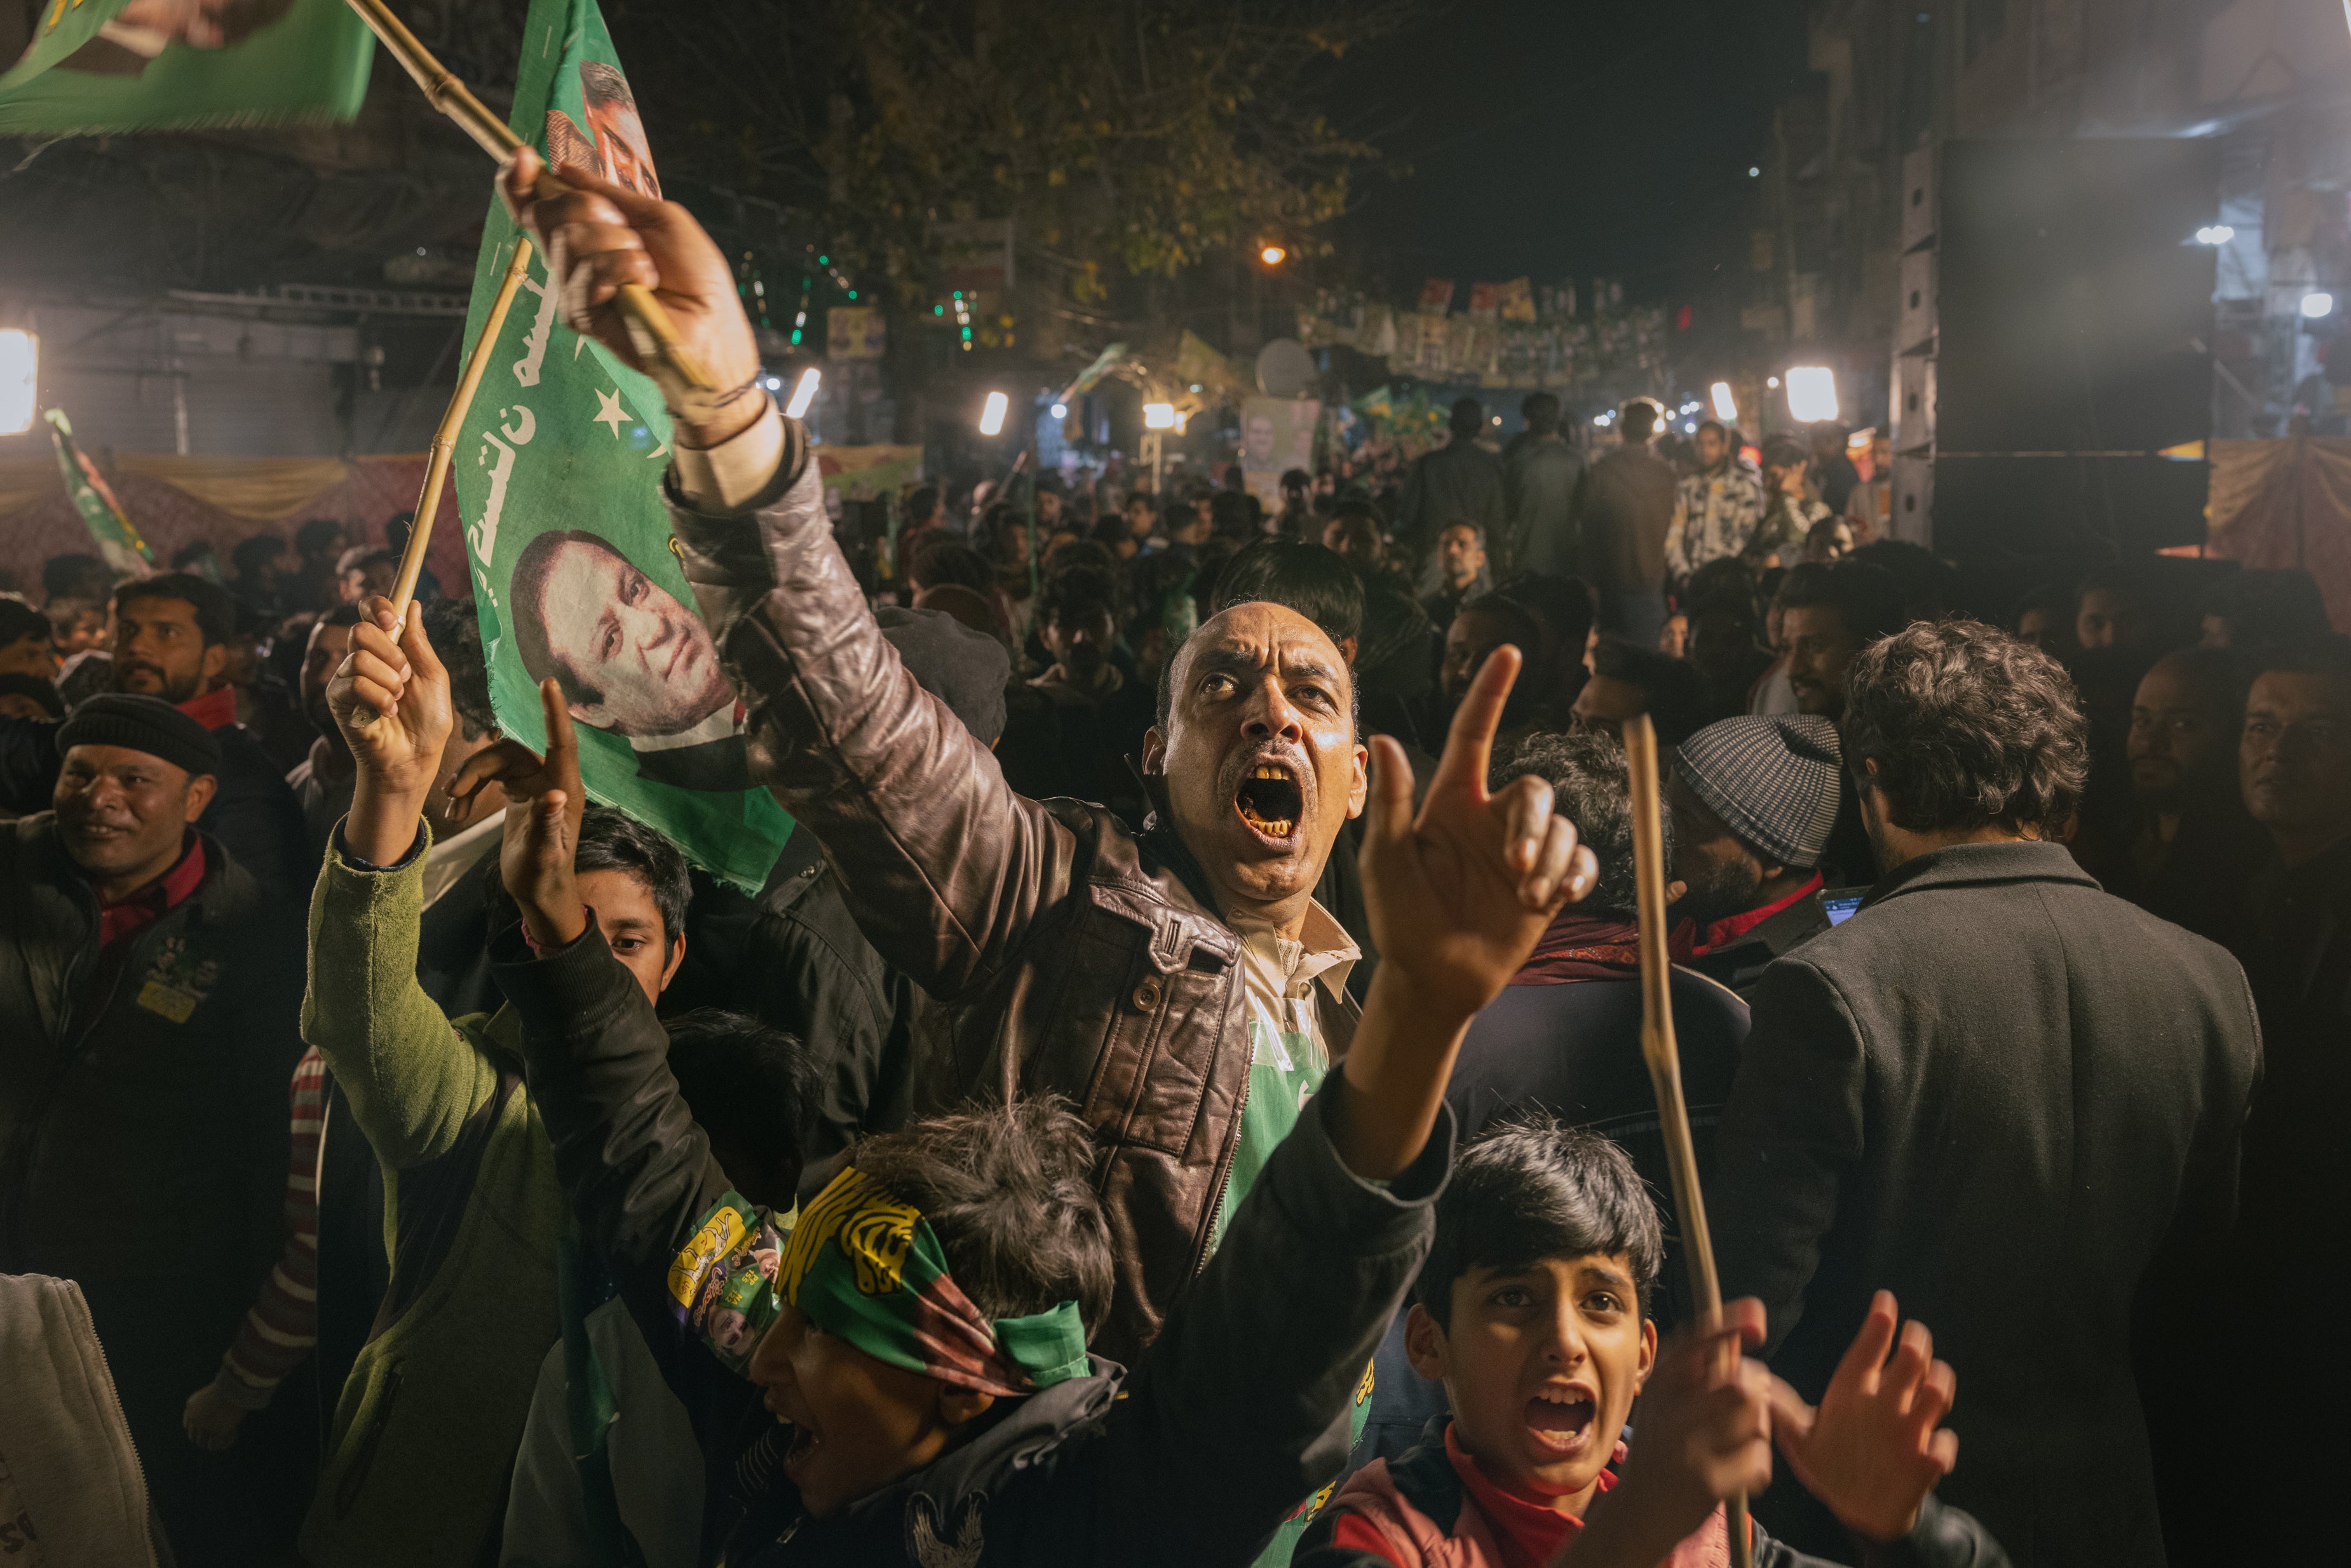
[1260,245,1287,266]
[2193,225,2236,246]
[979,390,1010,435]
[2303,291,2336,320]
[1710,381,1738,421]
[785,367,822,419]
[1766,375,1781,389]
[1684,421,1697,434]
[1785,365,1840,423]
[0,331,34,436]
[1142,402,1177,430]
[1050,402,1068,421]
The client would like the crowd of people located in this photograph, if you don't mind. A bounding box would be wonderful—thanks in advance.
[0,148,2340,1568]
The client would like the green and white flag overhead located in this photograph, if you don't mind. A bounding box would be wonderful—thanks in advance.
[0,0,372,134]
[454,0,792,889]
[46,409,152,578]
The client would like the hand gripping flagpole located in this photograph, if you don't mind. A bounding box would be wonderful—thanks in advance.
[341,0,714,405]
[1623,712,1754,1568]
[388,236,534,624]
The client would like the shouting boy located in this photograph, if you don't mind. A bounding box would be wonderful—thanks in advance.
[1298,1119,2010,1567]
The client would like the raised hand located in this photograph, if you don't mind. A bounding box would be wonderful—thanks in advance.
[498,145,762,445]
[1360,645,1599,1018]
[1568,1299,1773,1568]
[1767,1290,1958,1542]
[328,597,452,866]
[449,677,588,949]
[1334,648,1599,1179]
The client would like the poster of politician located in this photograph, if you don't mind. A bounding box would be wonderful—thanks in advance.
[451,0,792,889]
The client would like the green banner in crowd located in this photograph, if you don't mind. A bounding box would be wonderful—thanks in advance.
[0,0,372,135]
[452,0,793,892]
[46,409,152,579]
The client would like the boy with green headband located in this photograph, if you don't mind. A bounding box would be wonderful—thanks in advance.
[442,645,1600,1564]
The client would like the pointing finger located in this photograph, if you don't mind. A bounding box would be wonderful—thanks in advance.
[1427,644,1520,804]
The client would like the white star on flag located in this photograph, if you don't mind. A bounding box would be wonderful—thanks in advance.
[592,387,628,438]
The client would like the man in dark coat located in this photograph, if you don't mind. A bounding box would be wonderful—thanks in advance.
[1502,391,1585,581]
[1396,398,1504,589]
[1710,621,2261,1568]
[1571,399,1678,649]
[0,573,306,892]
[0,696,308,1564]
[2197,633,2351,1554]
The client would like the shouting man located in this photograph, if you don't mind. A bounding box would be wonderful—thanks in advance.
[500,150,1598,1393]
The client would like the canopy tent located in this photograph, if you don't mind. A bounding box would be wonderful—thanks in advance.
[0,451,463,601]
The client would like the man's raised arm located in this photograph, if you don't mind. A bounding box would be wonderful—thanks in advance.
[501,149,1076,1001]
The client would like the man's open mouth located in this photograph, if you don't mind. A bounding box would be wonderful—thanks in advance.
[1235,762,1304,841]
[1524,1391,1597,1456]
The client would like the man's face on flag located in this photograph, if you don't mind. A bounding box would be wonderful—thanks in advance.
[585,93,658,198]
[518,535,731,739]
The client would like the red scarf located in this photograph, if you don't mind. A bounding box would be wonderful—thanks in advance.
[1508,909,1643,985]
[1691,871,1823,954]
[177,683,238,731]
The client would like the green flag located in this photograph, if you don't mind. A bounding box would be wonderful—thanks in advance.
[0,0,372,135]
[46,409,152,578]
[452,0,792,891]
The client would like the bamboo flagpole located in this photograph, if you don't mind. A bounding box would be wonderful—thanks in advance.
[341,0,714,403]
[388,237,534,623]
[1623,712,1754,1568]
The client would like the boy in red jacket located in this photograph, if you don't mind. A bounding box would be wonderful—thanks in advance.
[1296,1119,2007,1567]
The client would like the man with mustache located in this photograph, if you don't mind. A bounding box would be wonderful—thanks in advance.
[0,694,308,1564]
[499,144,1600,1431]
[0,572,304,890]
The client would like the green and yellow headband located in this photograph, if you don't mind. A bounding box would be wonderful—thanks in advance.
[666,1167,1089,1398]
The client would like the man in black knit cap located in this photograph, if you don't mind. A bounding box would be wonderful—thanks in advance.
[0,694,309,1565]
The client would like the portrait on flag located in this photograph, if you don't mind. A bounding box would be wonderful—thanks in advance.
[453,0,792,885]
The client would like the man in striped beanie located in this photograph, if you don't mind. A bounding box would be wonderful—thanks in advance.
[1667,713,1845,996]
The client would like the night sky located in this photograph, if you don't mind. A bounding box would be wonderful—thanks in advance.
[1332,0,1813,306]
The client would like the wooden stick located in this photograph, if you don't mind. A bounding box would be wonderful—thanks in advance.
[389,237,534,623]
[1623,712,1754,1568]
[342,0,713,397]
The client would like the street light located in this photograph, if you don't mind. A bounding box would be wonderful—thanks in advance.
[785,367,822,419]
[2303,291,2336,320]
[979,390,1010,436]
[1260,245,1286,266]
[1785,366,1839,422]
[1710,381,1738,421]
[0,331,33,436]
[1142,402,1177,429]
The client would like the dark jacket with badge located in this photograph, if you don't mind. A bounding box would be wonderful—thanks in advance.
[1711,842,2261,1567]
[0,816,304,1486]
[667,423,1360,1365]
[494,917,1449,1568]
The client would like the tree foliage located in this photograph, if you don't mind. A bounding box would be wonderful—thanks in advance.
[608,0,1423,307]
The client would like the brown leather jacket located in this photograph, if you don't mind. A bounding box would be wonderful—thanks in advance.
[667,422,1358,1363]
